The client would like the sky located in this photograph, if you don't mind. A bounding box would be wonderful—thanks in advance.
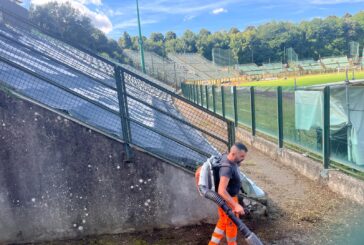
[21,0,364,40]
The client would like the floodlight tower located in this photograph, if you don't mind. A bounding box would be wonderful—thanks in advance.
[136,0,146,73]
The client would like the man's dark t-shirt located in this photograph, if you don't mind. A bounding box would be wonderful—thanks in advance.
[219,154,242,197]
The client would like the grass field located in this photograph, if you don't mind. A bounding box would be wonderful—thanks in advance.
[239,71,364,87]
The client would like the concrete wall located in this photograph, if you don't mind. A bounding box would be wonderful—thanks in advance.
[236,127,364,205]
[0,88,217,243]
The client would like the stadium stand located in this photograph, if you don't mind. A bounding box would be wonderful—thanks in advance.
[320,56,349,72]
[0,4,231,168]
[168,53,237,80]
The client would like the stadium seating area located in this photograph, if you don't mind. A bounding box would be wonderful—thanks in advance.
[238,63,284,76]
[320,56,349,71]
[168,53,238,80]
[124,46,355,84]
[123,49,188,87]
[238,63,262,75]
[0,8,218,166]
[261,63,284,75]
[298,59,323,72]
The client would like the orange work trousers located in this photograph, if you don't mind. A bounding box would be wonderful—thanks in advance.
[208,196,238,245]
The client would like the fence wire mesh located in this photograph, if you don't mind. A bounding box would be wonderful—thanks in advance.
[286,47,298,67]
[349,41,360,64]
[123,70,230,164]
[0,10,232,169]
[182,83,364,171]
[212,48,237,67]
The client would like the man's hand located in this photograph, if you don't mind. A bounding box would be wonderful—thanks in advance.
[218,176,245,216]
[233,203,245,216]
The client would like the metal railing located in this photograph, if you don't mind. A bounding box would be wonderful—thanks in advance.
[181,81,364,173]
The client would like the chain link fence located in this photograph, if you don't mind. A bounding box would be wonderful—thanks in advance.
[286,47,298,68]
[349,41,360,65]
[0,8,234,169]
[182,82,364,172]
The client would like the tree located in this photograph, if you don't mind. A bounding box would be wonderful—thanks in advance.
[181,30,197,53]
[31,3,364,66]
[165,31,177,41]
[165,38,184,53]
[150,32,164,43]
[30,2,93,47]
[118,32,132,49]
[29,2,125,62]
[229,27,240,34]
[196,29,213,59]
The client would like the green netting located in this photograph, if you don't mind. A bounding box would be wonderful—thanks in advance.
[223,86,235,121]
[282,88,323,154]
[212,48,237,67]
[236,87,251,126]
[254,87,278,137]
[349,41,360,64]
[286,47,298,67]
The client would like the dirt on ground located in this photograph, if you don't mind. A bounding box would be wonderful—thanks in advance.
[240,147,363,245]
[29,147,364,245]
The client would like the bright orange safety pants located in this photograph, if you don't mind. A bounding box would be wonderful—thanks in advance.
[208,196,238,245]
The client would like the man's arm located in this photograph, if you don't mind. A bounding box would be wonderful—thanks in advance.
[218,176,245,215]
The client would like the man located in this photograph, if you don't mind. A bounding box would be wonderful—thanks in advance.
[209,142,248,245]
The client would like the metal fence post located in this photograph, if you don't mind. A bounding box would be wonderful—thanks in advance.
[196,84,200,105]
[174,62,177,92]
[196,84,199,105]
[185,84,188,100]
[205,85,209,109]
[233,86,238,125]
[221,86,226,118]
[277,86,284,148]
[323,86,331,169]
[250,86,256,136]
[192,84,195,103]
[189,84,192,101]
[200,85,204,107]
[114,66,133,161]
[193,84,197,103]
[212,85,216,113]
[227,120,236,150]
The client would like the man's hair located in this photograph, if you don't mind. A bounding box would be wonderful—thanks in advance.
[234,142,248,152]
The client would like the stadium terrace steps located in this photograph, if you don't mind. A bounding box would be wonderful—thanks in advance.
[0,14,227,168]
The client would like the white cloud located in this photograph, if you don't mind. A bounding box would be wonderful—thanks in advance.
[106,8,123,17]
[82,0,102,5]
[212,8,227,15]
[118,0,241,15]
[30,0,112,33]
[183,15,196,22]
[113,18,158,30]
[106,0,244,35]
[308,16,323,20]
